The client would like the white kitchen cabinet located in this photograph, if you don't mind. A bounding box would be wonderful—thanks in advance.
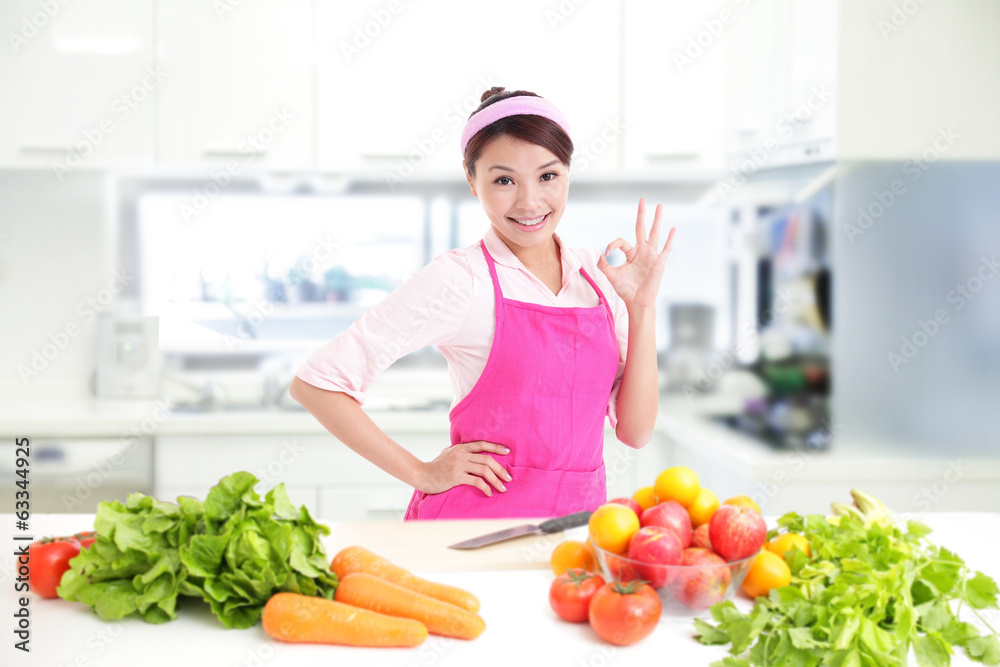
[462,0,623,178]
[154,433,447,520]
[316,0,621,178]
[622,0,727,175]
[316,0,473,177]
[0,0,155,170]
[723,0,837,170]
[835,0,1000,160]
[155,0,313,170]
[154,428,650,521]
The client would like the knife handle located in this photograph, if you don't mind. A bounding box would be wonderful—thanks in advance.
[538,511,593,534]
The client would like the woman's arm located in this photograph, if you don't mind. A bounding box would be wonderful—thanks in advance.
[597,198,676,449]
[613,304,658,448]
[290,376,512,497]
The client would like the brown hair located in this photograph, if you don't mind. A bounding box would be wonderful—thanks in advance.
[463,87,574,178]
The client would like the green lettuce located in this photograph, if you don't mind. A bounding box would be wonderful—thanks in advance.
[57,472,337,629]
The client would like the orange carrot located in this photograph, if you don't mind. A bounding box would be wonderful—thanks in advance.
[335,572,486,640]
[262,592,427,647]
[331,546,481,613]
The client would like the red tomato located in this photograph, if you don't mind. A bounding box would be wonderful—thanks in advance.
[73,531,98,549]
[549,569,606,623]
[28,537,81,599]
[588,580,662,645]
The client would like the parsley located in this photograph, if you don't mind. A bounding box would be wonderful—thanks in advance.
[695,491,1000,667]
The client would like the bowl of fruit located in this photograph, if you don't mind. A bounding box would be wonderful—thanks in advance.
[586,467,768,619]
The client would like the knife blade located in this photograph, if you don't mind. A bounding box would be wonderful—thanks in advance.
[447,510,593,549]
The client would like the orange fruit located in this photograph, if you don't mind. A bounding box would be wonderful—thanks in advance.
[766,533,811,559]
[632,486,658,511]
[723,494,762,514]
[741,550,791,599]
[654,466,700,508]
[687,488,720,527]
[550,540,597,576]
[588,503,641,555]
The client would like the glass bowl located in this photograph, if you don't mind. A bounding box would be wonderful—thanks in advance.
[589,538,756,620]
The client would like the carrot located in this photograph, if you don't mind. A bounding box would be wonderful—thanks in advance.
[262,592,427,647]
[335,572,486,640]
[331,546,481,613]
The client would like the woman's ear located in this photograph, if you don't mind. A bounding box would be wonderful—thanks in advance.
[463,161,477,196]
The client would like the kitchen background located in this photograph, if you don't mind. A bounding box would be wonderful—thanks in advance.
[0,0,997,520]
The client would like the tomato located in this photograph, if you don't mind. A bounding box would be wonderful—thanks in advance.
[766,533,811,559]
[549,569,606,623]
[550,540,597,576]
[588,504,640,555]
[28,537,81,599]
[654,466,700,508]
[741,550,791,600]
[73,531,98,549]
[588,580,661,645]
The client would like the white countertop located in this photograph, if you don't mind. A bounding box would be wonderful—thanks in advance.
[655,396,1000,483]
[0,397,452,438]
[2,512,997,666]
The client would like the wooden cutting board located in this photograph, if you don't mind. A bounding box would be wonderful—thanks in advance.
[326,518,589,572]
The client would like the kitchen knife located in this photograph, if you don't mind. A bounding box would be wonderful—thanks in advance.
[447,511,592,549]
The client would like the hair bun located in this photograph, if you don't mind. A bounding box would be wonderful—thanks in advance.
[481,86,506,103]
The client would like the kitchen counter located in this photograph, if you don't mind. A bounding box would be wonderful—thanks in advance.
[0,397,452,438]
[2,512,997,666]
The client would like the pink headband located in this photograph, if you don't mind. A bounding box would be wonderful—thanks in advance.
[459,96,571,156]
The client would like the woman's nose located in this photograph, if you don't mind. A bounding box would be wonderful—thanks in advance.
[516,182,537,208]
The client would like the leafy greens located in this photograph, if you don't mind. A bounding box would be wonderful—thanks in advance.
[695,493,1000,667]
[57,472,337,629]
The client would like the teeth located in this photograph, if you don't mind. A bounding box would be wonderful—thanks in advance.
[512,214,546,226]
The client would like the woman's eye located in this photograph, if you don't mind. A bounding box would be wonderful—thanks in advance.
[541,172,558,181]
[496,176,513,185]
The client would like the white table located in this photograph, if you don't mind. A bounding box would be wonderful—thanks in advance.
[2,513,997,666]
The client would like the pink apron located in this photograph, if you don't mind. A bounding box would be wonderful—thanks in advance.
[404,239,620,520]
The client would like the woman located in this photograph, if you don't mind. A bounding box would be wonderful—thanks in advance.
[290,87,675,520]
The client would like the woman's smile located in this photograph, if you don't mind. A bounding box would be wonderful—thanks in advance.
[508,212,550,231]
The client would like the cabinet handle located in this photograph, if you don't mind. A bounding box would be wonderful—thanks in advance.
[202,148,268,158]
[359,153,414,161]
[20,145,74,154]
[645,152,700,161]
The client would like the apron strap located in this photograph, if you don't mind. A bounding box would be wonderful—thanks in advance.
[479,239,505,319]
[579,267,616,325]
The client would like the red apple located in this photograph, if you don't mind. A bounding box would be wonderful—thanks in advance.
[627,526,683,587]
[691,523,713,551]
[640,500,692,548]
[668,547,731,609]
[708,504,767,562]
[608,497,643,519]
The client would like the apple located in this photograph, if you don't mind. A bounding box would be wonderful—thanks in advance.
[608,497,643,519]
[640,500,692,548]
[708,504,767,562]
[668,547,731,609]
[691,523,713,551]
[627,526,683,587]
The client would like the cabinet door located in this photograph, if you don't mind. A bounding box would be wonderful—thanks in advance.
[0,0,155,170]
[724,0,836,168]
[316,0,474,176]
[623,0,726,174]
[155,0,313,170]
[319,486,415,522]
[317,0,621,178]
[462,0,622,178]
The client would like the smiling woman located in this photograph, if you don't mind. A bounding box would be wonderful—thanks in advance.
[290,86,676,521]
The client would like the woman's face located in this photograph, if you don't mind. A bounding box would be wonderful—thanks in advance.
[465,135,569,256]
